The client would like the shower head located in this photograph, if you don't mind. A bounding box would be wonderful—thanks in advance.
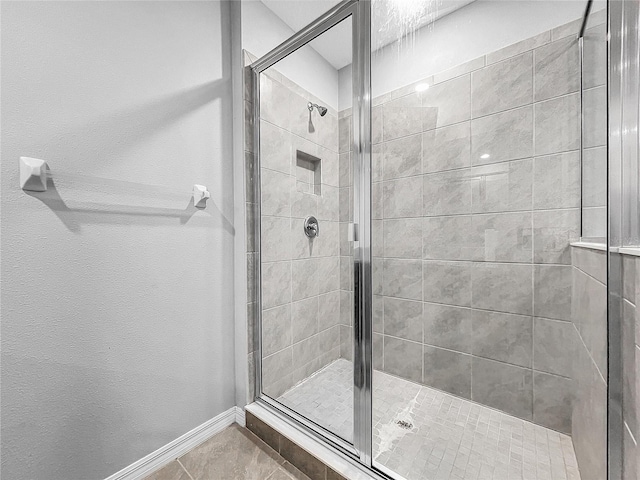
[307,102,328,117]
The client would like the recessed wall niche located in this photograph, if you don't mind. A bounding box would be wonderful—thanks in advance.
[295,150,321,195]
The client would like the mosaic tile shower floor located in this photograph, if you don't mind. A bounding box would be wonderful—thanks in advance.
[278,359,581,480]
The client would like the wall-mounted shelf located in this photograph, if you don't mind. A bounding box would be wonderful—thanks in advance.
[19,157,211,209]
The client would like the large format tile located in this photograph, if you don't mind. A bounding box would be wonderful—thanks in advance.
[571,245,607,284]
[262,261,292,309]
[423,303,473,353]
[423,346,472,398]
[382,259,423,301]
[383,93,423,141]
[534,93,580,155]
[422,121,471,174]
[372,105,383,144]
[179,425,284,480]
[486,30,550,65]
[261,169,292,218]
[533,372,574,434]
[317,184,339,222]
[383,133,422,180]
[422,74,471,130]
[471,159,533,213]
[384,297,423,342]
[145,461,191,480]
[582,147,607,208]
[533,151,580,209]
[383,176,423,218]
[534,36,580,101]
[534,265,572,321]
[339,115,351,153]
[583,23,607,89]
[291,297,318,343]
[318,290,340,331]
[263,347,293,393]
[471,52,533,117]
[471,263,533,315]
[471,212,532,263]
[582,206,607,239]
[261,121,292,175]
[313,220,339,258]
[292,333,321,369]
[533,317,575,377]
[422,215,476,261]
[383,218,422,259]
[583,86,607,148]
[470,106,533,164]
[263,304,292,356]
[261,75,292,130]
[423,169,472,216]
[384,336,423,383]
[533,209,580,265]
[472,357,533,420]
[262,216,293,262]
[291,258,320,301]
[472,310,533,368]
[622,299,637,439]
[423,261,472,307]
[572,267,608,378]
[316,256,340,294]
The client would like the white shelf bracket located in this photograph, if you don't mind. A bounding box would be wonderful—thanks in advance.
[20,157,48,192]
[193,184,210,209]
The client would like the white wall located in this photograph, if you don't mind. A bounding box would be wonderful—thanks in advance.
[242,0,339,109]
[0,2,236,479]
[339,0,588,107]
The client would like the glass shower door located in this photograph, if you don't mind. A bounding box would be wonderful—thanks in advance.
[254,6,360,448]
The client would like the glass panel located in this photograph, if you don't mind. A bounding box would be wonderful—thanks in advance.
[367,1,608,479]
[258,15,354,444]
[581,5,608,241]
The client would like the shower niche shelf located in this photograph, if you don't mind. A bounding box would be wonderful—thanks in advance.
[295,150,321,196]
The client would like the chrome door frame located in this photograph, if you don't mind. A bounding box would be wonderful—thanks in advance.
[250,0,375,467]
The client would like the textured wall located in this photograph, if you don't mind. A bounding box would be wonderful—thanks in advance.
[338,16,599,433]
[1,2,236,479]
[257,67,342,398]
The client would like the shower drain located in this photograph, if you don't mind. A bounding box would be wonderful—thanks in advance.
[396,420,413,430]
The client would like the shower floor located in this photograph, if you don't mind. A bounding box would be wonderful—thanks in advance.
[278,359,580,480]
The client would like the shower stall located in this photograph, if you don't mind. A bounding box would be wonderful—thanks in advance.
[244,0,637,479]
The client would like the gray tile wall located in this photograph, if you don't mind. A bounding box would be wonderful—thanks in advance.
[257,65,342,399]
[570,245,608,480]
[245,50,258,404]
[620,254,639,480]
[581,13,607,239]
[337,20,592,434]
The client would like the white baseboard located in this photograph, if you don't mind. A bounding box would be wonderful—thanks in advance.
[235,405,246,426]
[105,406,245,480]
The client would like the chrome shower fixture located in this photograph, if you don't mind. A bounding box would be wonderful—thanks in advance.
[307,102,328,116]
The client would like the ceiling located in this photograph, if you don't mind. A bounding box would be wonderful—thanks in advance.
[260,0,477,70]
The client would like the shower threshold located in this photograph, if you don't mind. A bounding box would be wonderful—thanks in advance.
[278,358,580,480]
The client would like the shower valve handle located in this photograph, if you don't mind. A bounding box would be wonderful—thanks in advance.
[304,216,319,238]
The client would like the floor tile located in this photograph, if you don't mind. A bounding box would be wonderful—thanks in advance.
[279,359,581,480]
[178,424,285,480]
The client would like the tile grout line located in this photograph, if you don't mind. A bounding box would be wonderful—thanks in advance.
[176,458,196,480]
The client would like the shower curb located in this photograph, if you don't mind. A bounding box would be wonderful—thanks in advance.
[246,402,395,480]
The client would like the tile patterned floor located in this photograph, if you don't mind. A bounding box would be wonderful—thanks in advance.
[144,424,310,480]
[279,359,581,480]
